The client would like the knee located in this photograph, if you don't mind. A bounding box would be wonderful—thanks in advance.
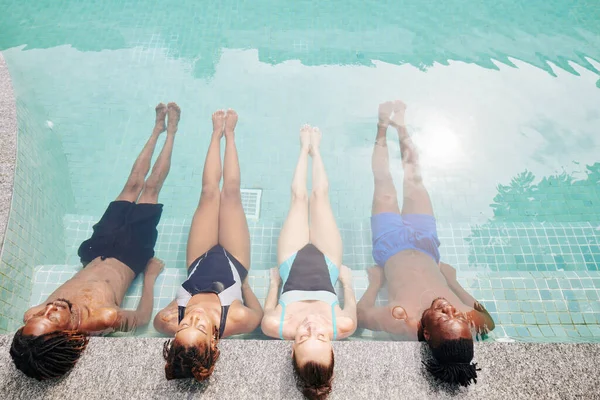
[201,184,220,200]
[291,188,308,203]
[376,193,398,207]
[122,176,144,195]
[220,185,241,202]
[310,183,330,200]
[142,179,161,197]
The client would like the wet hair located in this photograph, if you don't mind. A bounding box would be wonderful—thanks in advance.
[418,312,480,386]
[163,337,220,382]
[422,338,480,387]
[291,350,334,400]
[10,328,89,380]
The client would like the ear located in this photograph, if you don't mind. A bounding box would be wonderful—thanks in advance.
[417,320,430,341]
[423,329,430,341]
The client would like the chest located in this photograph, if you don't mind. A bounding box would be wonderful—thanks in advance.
[52,279,118,307]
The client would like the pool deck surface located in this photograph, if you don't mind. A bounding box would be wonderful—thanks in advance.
[0,336,599,399]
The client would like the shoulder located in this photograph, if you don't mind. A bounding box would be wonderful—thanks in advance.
[153,301,178,334]
[81,307,119,333]
[335,315,357,339]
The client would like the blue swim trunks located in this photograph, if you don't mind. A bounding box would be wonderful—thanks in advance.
[371,213,441,266]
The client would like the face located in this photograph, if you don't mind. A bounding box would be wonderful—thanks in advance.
[22,299,76,336]
[292,315,333,367]
[174,308,217,348]
[420,298,472,345]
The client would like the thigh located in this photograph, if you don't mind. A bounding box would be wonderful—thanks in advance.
[401,173,434,216]
[218,189,251,270]
[186,189,220,266]
[277,197,310,265]
[309,194,342,267]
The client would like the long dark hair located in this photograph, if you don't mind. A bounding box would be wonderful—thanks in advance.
[10,328,89,380]
[291,350,335,400]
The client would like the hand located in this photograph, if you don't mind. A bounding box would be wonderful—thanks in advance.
[338,265,353,286]
[145,258,165,279]
[474,300,487,313]
[367,266,385,288]
[269,267,281,287]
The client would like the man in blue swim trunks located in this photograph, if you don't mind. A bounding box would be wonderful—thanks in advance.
[357,101,495,387]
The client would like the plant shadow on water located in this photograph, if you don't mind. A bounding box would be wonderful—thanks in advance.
[466,162,600,272]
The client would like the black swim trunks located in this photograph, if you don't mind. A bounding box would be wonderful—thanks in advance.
[77,200,163,275]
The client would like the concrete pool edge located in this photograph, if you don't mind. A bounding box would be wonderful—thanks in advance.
[0,336,598,399]
[0,53,17,255]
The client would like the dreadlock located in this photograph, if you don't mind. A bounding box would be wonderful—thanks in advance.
[10,328,89,380]
[423,338,480,387]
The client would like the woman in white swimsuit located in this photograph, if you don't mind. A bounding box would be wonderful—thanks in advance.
[153,109,263,382]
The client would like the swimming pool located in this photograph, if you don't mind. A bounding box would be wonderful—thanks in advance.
[0,0,599,341]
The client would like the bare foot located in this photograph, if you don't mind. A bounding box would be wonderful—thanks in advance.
[309,125,321,156]
[225,109,238,138]
[389,100,407,129]
[378,101,394,128]
[166,102,181,134]
[300,124,311,152]
[212,110,226,138]
[154,103,167,133]
[145,257,165,279]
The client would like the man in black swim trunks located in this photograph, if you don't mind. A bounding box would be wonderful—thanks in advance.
[10,102,181,381]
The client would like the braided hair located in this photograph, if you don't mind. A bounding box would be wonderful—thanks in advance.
[10,328,89,380]
[163,327,220,382]
[422,338,480,387]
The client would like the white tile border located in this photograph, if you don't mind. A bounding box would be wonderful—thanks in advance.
[0,52,17,255]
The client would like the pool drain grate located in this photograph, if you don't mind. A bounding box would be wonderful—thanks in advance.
[240,189,262,220]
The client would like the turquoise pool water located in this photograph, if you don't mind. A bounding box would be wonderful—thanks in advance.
[0,0,599,340]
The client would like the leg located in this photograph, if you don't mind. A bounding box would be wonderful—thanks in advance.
[218,110,251,269]
[390,101,434,216]
[186,110,226,266]
[371,102,401,215]
[308,126,343,267]
[138,103,180,204]
[277,125,311,265]
[116,103,167,202]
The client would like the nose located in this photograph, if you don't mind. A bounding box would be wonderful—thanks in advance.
[442,305,456,315]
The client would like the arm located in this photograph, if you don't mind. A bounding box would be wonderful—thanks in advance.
[336,265,357,338]
[440,262,495,333]
[261,267,282,338]
[153,300,179,336]
[357,266,384,331]
[356,267,417,339]
[263,267,280,313]
[114,258,163,332]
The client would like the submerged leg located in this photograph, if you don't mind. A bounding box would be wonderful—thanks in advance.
[116,103,167,202]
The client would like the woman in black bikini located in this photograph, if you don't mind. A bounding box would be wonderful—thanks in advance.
[153,109,263,381]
